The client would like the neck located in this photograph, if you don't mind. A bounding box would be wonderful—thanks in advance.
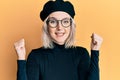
[53,41,65,45]
[53,42,65,49]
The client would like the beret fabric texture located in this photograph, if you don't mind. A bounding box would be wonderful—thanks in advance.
[40,0,75,21]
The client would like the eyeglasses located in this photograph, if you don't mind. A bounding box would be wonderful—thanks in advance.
[46,17,72,28]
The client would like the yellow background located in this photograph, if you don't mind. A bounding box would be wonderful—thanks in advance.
[0,0,120,80]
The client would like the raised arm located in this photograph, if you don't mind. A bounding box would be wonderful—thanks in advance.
[14,39,27,80]
[14,39,40,80]
[88,33,103,80]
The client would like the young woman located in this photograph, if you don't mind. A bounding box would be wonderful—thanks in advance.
[14,0,103,80]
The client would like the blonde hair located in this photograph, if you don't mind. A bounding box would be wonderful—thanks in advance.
[41,17,76,49]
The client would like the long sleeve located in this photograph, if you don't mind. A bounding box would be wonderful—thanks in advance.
[17,60,27,80]
[77,48,100,80]
[17,46,100,80]
[88,50,99,80]
[17,50,40,80]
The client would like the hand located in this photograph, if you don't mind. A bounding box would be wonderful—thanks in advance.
[91,33,103,50]
[14,39,26,60]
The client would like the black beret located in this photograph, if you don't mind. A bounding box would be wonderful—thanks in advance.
[40,0,75,21]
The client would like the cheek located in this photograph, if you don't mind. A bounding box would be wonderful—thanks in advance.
[48,28,55,36]
[66,27,71,35]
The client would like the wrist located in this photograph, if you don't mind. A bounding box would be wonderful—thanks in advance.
[91,48,99,50]
[91,46,100,50]
[18,56,26,60]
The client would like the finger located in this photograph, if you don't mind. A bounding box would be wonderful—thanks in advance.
[20,39,25,46]
[92,33,103,46]
[93,34,103,43]
[91,33,97,44]
[92,40,97,45]
[91,33,94,38]
[14,38,25,47]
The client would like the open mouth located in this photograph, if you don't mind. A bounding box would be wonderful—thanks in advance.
[55,32,65,37]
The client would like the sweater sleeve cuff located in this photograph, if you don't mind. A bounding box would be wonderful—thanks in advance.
[91,50,99,57]
[17,60,27,80]
[17,60,26,69]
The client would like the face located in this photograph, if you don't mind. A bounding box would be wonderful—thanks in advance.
[47,11,71,45]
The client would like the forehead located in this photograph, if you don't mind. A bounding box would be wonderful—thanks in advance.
[48,11,71,20]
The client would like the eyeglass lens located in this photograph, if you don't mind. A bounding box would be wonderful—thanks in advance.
[47,17,72,28]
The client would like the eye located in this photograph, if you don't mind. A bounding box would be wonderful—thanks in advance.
[47,19,57,27]
[63,19,70,24]
[63,20,69,23]
[49,20,56,24]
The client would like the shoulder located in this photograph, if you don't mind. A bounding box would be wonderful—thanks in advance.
[73,46,89,57]
[74,46,90,63]
[74,46,89,53]
[28,47,44,57]
[28,47,51,56]
[27,47,47,61]
[31,47,45,53]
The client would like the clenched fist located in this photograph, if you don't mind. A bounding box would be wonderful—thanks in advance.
[14,39,26,60]
[91,33,103,50]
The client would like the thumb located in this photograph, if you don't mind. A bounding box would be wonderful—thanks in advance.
[91,33,97,45]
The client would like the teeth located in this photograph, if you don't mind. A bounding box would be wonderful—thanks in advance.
[55,33,64,37]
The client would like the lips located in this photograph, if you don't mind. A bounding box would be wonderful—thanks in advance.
[55,32,65,37]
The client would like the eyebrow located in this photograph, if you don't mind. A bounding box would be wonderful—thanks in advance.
[48,17,71,20]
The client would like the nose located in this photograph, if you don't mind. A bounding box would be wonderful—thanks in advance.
[57,21,63,30]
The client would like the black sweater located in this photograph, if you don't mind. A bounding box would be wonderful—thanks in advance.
[17,43,99,80]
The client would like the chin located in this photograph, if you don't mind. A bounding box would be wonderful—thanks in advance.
[54,40,65,45]
[52,36,68,44]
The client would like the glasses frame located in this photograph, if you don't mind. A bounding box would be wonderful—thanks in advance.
[46,17,72,28]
